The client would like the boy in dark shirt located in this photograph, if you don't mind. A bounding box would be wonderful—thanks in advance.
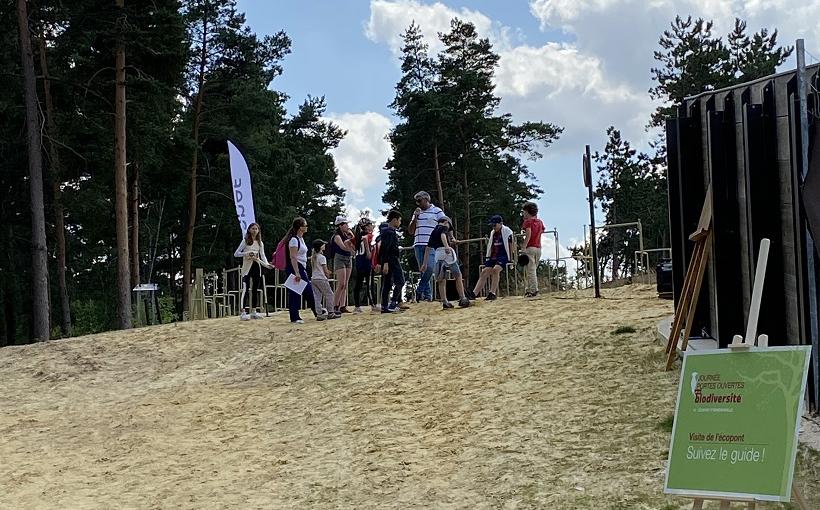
[378,210,405,313]
[420,216,470,309]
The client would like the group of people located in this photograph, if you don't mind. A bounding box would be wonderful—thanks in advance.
[232,190,546,324]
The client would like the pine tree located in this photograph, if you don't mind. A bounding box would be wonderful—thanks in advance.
[727,18,792,82]
[649,16,730,127]
[593,128,669,279]
[180,0,291,313]
[386,19,561,279]
[650,16,793,127]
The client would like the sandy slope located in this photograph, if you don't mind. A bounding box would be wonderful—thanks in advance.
[0,285,816,509]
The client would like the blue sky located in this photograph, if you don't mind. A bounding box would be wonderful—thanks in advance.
[237,0,820,259]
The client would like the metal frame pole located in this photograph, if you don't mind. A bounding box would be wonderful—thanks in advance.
[797,39,819,410]
[585,145,601,298]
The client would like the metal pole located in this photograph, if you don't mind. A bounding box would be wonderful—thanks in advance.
[797,39,819,409]
[585,145,601,298]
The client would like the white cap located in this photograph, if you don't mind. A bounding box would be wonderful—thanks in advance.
[334,215,349,226]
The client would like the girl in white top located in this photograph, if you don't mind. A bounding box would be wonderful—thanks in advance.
[283,217,317,323]
[310,239,338,320]
[234,222,272,320]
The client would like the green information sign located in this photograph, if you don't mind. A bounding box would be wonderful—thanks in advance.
[665,346,811,502]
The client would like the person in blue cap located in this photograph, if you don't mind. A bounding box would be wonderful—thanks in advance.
[466,214,514,301]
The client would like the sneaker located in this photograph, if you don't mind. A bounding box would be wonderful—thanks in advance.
[442,301,454,310]
[328,312,341,319]
[524,292,533,298]
[530,291,539,297]
[240,312,251,321]
[398,303,410,310]
[316,314,327,321]
[465,289,477,300]
[353,307,363,313]
[339,307,351,313]
[381,307,397,313]
[458,298,471,308]
[251,311,264,319]
[292,319,305,324]
[485,292,497,301]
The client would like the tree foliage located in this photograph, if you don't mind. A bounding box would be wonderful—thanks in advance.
[649,16,792,127]
[0,0,344,344]
[593,128,668,279]
[385,20,562,278]
[590,15,793,283]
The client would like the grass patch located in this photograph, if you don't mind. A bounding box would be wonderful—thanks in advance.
[611,325,637,335]
[656,413,675,433]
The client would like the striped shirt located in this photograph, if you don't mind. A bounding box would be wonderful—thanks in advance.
[413,204,446,246]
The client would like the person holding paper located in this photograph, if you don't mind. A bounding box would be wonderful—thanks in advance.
[234,222,273,320]
[283,217,317,324]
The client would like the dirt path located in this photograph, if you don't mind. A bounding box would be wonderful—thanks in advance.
[0,285,816,509]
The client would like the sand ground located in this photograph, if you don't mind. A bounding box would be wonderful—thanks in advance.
[1,285,817,509]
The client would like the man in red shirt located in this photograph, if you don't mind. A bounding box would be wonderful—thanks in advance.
[521,202,545,297]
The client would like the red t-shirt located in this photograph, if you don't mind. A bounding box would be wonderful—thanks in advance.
[523,217,545,248]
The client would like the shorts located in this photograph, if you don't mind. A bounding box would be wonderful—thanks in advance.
[333,253,352,270]
[434,260,461,280]
[483,257,509,269]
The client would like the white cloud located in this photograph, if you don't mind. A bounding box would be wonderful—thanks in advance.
[365,0,497,56]
[324,112,393,206]
[366,0,656,155]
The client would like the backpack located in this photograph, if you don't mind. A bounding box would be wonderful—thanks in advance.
[273,239,288,270]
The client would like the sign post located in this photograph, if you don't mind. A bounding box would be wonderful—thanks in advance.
[665,239,812,508]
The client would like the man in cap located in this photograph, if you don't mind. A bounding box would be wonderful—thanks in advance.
[407,190,446,302]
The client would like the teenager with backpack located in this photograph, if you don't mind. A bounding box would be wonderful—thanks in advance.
[281,217,317,324]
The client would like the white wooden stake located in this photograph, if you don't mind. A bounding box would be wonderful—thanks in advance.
[744,239,770,346]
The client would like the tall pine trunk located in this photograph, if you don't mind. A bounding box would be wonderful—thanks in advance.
[182,18,208,314]
[4,224,17,345]
[37,36,72,337]
[130,164,140,288]
[462,164,471,279]
[114,0,132,328]
[17,0,50,341]
[433,141,444,205]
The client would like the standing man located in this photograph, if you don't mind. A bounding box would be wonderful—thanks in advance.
[408,190,446,302]
[521,201,545,297]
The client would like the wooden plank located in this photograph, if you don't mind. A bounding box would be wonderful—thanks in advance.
[666,239,703,354]
[666,233,712,370]
[680,233,713,354]
[689,185,713,241]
